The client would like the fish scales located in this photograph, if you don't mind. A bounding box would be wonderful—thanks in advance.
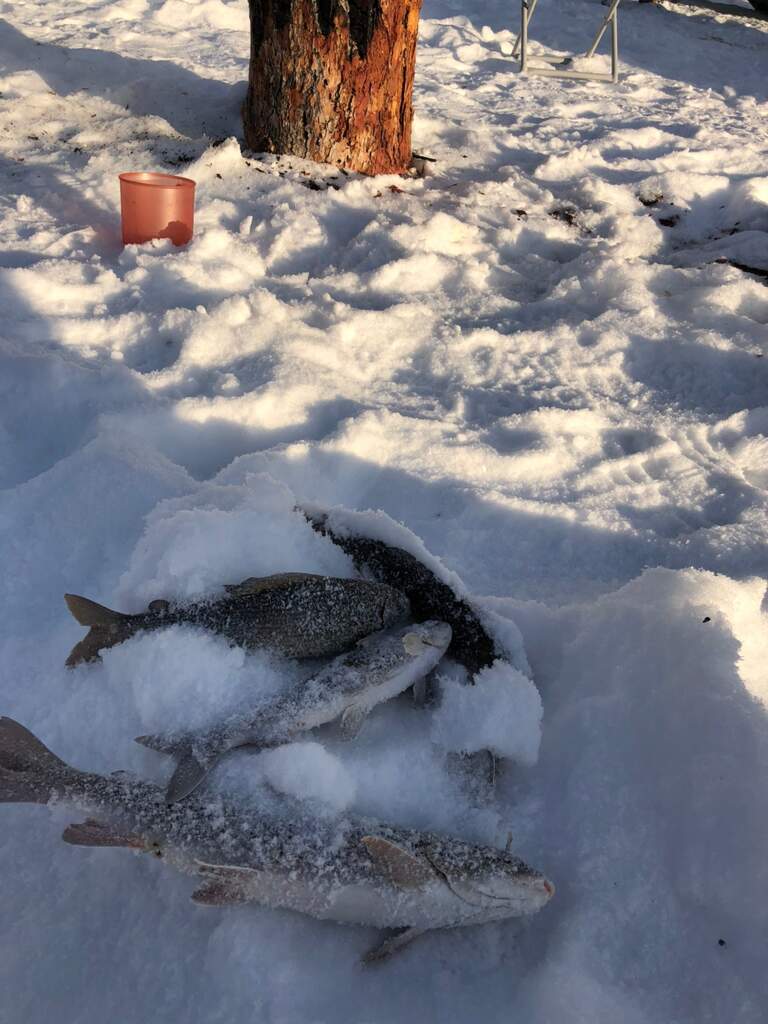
[65,574,410,666]
[144,621,453,803]
[303,514,499,675]
[0,718,553,942]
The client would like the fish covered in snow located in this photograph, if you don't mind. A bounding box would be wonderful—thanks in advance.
[0,717,554,962]
[303,510,499,676]
[64,573,410,667]
[138,620,453,803]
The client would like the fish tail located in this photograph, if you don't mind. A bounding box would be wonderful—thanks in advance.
[0,717,81,803]
[64,594,132,667]
[64,594,128,628]
[165,750,215,804]
[135,733,217,803]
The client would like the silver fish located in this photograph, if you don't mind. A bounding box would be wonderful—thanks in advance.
[0,717,554,962]
[64,573,410,667]
[138,620,453,803]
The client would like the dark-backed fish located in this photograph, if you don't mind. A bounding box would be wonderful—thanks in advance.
[64,573,410,667]
[303,512,499,675]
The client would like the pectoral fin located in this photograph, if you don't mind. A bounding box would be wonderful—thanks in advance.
[361,836,435,889]
[191,881,250,906]
[62,819,146,849]
[192,860,259,905]
[363,926,426,964]
[339,704,368,740]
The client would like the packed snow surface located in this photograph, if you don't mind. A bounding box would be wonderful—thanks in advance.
[1,0,768,1022]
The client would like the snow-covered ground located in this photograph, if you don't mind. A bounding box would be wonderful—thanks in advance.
[1,1,767,1021]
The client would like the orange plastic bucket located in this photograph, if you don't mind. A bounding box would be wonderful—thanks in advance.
[119,172,196,246]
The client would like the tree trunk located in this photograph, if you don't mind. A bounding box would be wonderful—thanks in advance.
[243,0,423,176]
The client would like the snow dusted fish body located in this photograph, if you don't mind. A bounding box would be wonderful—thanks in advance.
[303,511,499,676]
[139,620,453,803]
[64,573,410,667]
[0,718,553,961]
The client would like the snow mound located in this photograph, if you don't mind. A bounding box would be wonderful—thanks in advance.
[431,661,543,764]
[255,742,357,812]
[101,628,289,734]
[118,475,353,607]
[153,0,249,32]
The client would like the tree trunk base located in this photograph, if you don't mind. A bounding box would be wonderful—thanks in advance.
[244,0,422,176]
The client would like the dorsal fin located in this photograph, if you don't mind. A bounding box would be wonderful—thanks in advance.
[223,573,322,599]
[361,836,435,889]
[64,594,126,627]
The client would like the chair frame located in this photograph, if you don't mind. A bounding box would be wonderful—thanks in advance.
[513,0,622,84]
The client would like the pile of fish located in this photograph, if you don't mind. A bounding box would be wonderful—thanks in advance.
[0,519,553,962]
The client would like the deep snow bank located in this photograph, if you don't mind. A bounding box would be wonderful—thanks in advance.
[2,0,768,1021]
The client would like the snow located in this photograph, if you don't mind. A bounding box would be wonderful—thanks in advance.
[254,742,358,813]
[103,628,293,734]
[1,0,768,1021]
[431,660,543,763]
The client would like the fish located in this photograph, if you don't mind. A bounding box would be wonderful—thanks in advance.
[137,620,453,803]
[64,573,410,667]
[0,717,554,962]
[302,511,499,676]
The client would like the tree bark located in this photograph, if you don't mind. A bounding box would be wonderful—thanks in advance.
[243,0,422,175]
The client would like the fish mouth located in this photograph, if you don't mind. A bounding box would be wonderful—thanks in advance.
[443,874,554,908]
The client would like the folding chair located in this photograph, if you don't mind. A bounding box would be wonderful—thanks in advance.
[513,0,622,84]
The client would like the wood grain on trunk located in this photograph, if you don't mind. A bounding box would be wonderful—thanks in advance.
[244,0,422,175]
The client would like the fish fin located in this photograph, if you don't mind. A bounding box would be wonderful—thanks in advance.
[224,574,320,599]
[0,717,79,803]
[192,860,259,903]
[134,733,188,756]
[191,881,250,906]
[165,751,212,804]
[65,630,111,668]
[64,595,132,667]
[361,836,435,889]
[362,926,426,965]
[339,704,368,740]
[62,819,146,849]
[64,593,127,627]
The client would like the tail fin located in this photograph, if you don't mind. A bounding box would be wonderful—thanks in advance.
[165,751,213,804]
[64,594,127,627]
[0,717,78,803]
[64,594,131,667]
[135,734,218,803]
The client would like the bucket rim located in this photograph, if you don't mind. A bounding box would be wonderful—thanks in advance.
[119,172,196,189]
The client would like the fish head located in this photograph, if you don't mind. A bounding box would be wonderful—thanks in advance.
[402,620,452,657]
[422,840,554,920]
